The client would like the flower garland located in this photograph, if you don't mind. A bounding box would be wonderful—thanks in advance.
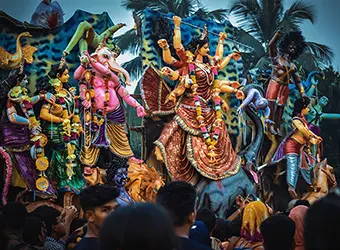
[9,86,50,192]
[189,62,224,162]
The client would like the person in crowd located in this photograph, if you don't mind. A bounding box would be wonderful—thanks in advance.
[212,219,232,250]
[294,200,310,208]
[189,220,212,247]
[35,205,77,250]
[195,208,221,250]
[74,185,120,250]
[227,201,268,249]
[23,216,47,249]
[100,203,176,250]
[156,181,212,250]
[2,202,29,250]
[305,188,340,250]
[289,205,308,250]
[261,214,295,250]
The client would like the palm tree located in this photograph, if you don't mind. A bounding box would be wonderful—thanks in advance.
[114,0,229,80]
[229,0,334,72]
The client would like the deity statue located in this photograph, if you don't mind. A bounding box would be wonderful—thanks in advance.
[266,31,308,136]
[0,67,56,201]
[106,157,134,206]
[74,38,146,168]
[144,16,245,185]
[36,61,86,194]
[272,98,322,198]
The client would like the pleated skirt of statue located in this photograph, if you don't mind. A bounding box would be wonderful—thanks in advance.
[155,116,241,185]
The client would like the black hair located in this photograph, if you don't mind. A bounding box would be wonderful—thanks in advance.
[80,184,120,212]
[305,190,340,250]
[293,98,310,117]
[23,216,45,246]
[294,200,310,208]
[279,31,307,60]
[100,203,175,250]
[260,214,295,250]
[196,208,217,233]
[186,35,210,63]
[2,202,28,230]
[156,181,197,227]
[212,218,231,242]
[0,69,26,113]
[32,206,61,236]
[151,16,179,61]
[106,157,129,185]
[35,63,69,95]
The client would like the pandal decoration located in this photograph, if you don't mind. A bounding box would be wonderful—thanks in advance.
[49,58,83,180]
[8,80,50,192]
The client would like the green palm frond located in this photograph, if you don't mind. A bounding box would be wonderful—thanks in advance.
[113,28,141,56]
[229,0,265,43]
[278,0,316,33]
[122,56,144,81]
[258,0,284,42]
[306,41,334,65]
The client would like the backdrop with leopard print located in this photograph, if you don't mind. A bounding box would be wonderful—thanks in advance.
[0,10,116,90]
[140,9,245,137]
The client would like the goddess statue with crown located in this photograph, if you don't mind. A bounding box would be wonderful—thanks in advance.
[143,16,244,185]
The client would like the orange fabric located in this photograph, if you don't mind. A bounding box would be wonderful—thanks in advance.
[289,205,308,250]
[266,79,290,105]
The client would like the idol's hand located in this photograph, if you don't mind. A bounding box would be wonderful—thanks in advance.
[219,32,227,41]
[165,92,176,104]
[136,105,147,117]
[173,16,181,27]
[222,102,229,113]
[235,90,245,100]
[158,39,169,49]
[44,92,56,103]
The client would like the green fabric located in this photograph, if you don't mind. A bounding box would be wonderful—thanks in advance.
[44,122,86,194]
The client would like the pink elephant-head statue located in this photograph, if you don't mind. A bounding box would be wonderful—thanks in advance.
[90,38,131,86]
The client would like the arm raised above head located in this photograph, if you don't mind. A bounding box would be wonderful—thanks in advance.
[268,31,281,58]
[173,16,183,50]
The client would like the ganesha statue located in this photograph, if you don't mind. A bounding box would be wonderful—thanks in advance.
[74,37,146,168]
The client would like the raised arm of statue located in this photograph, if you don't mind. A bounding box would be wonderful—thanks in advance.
[215,32,226,59]
[268,31,281,59]
[173,16,183,50]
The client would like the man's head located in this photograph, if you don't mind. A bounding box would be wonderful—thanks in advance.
[261,214,295,250]
[196,208,217,234]
[305,189,340,250]
[80,185,120,229]
[2,202,28,231]
[23,216,46,247]
[34,206,66,239]
[156,181,197,228]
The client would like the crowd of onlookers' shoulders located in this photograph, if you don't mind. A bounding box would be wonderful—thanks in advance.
[1,182,340,250]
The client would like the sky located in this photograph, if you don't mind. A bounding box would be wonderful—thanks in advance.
[1,0,339,70]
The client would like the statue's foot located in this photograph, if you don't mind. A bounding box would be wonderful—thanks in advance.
[288,186,298,199]
[154,146,164,162]
[268,124,277,135]
[276,128,283,137]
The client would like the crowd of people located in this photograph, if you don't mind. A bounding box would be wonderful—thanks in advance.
[1,182,339,250]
